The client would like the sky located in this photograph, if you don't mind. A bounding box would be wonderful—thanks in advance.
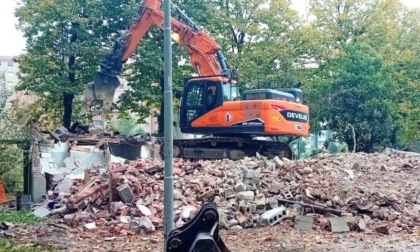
[0,0,419,56]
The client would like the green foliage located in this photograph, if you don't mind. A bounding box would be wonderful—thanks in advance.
[0,106,31,195]
[393,9,420,146]
[0,208,42,225]
[310,148,323,157]
[0,209,54,251]
[302,0,419,152]
[0,145,24,195]
[117,27,191,124]
[0,239,58,252]
[15,0,136,126]
[200,0,303,85]
[290,138,308,159]
[328,142,347,154]
[109,117,144,136]
[0,82,12,117]
[310,43,399,152]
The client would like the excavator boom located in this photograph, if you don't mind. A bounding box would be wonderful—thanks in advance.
[83,0,231,116]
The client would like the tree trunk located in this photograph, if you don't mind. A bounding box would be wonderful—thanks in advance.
[62,23,78,128]
[346,123,356,152]
[62,93,74,128]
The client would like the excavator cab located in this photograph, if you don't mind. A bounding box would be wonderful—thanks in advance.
[180,76,239,132]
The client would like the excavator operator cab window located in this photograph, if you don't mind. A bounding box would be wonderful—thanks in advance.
[222,82,240,101]
[206,85,217,108]
[231,85,240,100]
[181,80,222,126]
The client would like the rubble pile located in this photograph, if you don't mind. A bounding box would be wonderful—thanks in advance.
[47,149,419,236]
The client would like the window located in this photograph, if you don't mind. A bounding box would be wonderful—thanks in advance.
[222,83,240,101]
[222,84,231,101]
[186,84,204,107]
[206,84,217,108]
[93,120,104,126]
[7,61,13,67]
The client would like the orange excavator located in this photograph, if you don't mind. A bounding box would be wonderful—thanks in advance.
[83,0,309,160]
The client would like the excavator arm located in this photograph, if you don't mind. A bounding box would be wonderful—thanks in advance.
[83,0,231,116]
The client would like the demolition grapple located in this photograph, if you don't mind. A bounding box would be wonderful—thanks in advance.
[165,202,231,252]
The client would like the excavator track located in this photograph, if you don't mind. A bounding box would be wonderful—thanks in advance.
[159,136,294,160]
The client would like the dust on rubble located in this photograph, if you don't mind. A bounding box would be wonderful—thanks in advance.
[4,150,420,251]
[5,221,420,252]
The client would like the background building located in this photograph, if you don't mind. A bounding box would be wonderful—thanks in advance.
[0,55,38,109]
[0,56,19,90]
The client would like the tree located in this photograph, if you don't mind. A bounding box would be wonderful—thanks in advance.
[101,1,205,133]
[109,117,144,136]
[115,25,193,134]
[0,72,12,118]
[393,8,420,146]
[314,43,399,152]
[301,0,420,151]
[291,137,308,159]
[205,0,303,85]
[0,79,30,194]
[15,0,135,128]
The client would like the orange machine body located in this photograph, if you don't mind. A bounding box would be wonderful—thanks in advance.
[191,100,309,137]
[179,76,309,137]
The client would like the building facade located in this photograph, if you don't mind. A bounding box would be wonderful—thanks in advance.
[0,56,19,91]
[0,55,38,109]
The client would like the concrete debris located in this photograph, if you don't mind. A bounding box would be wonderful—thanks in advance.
[267,198,278,209]
[117,183,134,203]
[273,156,284,169]
[375,224,390,235]
[104,237,117,241]
[294,215,314,231]
[56,177,74,193]
[260,207,287,226]
[237,191,254,201]
[181,205,197,220]
[32,206,51,218]
[42,151,418,236]
[138,217,155,231]
[84,222,97,230]
[358,218,367,231]
[239,203,252,215]
[137,205,152,216]
[329,217,350,233]
[254,194,266,209]
[235,182,246,192]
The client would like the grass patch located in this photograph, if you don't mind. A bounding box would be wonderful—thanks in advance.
[0,208,56,251]
[0,239,59,252]
[0,208,41,224]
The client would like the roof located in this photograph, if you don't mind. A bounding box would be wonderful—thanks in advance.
[0,56,16,61]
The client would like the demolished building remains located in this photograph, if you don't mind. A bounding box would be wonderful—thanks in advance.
[24,129,420,237]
